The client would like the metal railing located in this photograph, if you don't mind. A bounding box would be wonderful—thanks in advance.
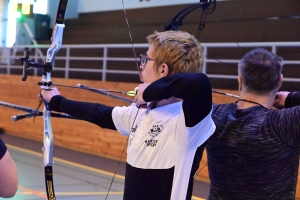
[0,42,299,82]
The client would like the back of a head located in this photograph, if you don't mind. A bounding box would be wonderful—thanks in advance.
[238,48,284,95]
[146,30,203,74]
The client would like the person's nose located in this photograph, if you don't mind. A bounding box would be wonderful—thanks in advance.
[139,65,145,71]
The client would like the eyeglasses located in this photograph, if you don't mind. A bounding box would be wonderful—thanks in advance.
[140,54,154,66]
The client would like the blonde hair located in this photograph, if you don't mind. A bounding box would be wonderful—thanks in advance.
[146,30,203,74]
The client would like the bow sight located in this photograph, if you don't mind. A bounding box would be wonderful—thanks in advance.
[165,0,216,31]
[20,48,52,85]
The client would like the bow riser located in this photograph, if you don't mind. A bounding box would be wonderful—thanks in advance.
[46,24,65,65]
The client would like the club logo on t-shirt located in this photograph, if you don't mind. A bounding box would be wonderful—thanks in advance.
[144,139,158,147]
[131,124,138,133]
[148,124,163,137]
[143,125,163,147]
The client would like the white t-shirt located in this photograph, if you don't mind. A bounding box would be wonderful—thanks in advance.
[112,101,215,200]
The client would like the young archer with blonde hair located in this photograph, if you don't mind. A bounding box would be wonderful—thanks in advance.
[41,30,215,200]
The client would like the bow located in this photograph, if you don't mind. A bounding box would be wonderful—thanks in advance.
[18,0,68,199]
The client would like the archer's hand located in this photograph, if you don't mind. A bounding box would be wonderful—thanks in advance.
[38,87,61,103]
[134,83,150,108]
[273,91,290,108]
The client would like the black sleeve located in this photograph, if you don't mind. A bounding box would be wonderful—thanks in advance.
[0,138,7,160]
[49,95,116,130]
[143,73,212,127]
[284,92,300,108]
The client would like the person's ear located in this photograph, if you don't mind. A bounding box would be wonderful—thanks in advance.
[238,75,242,91]
[159,64,169,77]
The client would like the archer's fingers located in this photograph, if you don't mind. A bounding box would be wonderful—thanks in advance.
[39,88,60,103]
[38,89,47,99]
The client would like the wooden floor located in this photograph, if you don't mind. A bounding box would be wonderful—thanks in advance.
[1,134,210,200]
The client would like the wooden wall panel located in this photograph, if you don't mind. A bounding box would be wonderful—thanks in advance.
[0,74,136,161]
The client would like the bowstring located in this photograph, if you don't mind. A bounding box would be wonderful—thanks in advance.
[105,108,141,199]
[217,5,244,56]
[196,2,245,68]
[195,2,245,176]
[121,0,141,74]
[105,1,142,199]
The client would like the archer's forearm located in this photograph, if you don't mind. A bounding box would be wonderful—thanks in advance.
[49,95,116,130]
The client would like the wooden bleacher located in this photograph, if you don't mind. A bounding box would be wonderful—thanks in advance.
[31,0,300,90]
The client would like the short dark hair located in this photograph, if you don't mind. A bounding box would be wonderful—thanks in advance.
[238,48,284,95]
